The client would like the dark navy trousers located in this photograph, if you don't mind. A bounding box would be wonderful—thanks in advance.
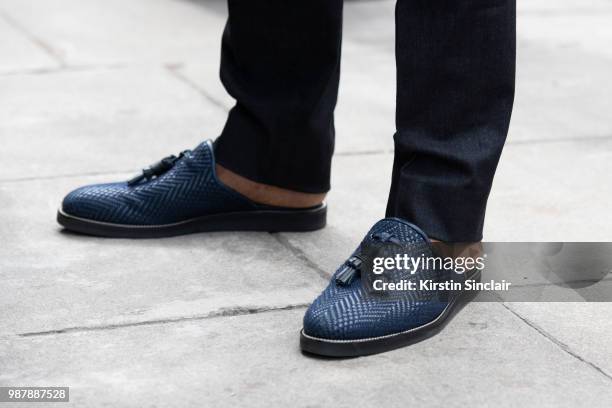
[215,0,516,242]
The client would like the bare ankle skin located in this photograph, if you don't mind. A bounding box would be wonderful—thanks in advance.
[216,164,326,208]
[430,240,483,259]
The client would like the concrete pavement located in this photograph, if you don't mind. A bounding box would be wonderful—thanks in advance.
[1,0,611,406]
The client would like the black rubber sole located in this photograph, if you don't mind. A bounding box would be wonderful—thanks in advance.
[57,204,326,238]
[300,270,481,358]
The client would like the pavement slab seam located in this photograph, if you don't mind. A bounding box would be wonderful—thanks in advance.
[0,62,126,77]
[272,233,331,282]
[14,303,310,339]
[0,8,65,67]
[165,63,231,113]
[6,128,612,184]
[0,170,135,184]
[519,9,612,17]
[502,303,612,383]
[508,134,612,145]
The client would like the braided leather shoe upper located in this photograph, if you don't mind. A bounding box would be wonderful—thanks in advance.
[62,141,256,225]
[303,218,450,341]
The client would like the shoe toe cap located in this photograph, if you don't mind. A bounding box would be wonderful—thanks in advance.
[303,289,371,341]
[303,302,343,340]
[61,182,128,222]
[303,285,449,341]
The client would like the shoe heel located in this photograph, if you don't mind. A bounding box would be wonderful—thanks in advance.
[263,204,327,232]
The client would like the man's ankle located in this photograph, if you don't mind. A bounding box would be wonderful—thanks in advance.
[430,240,483,259]
[216,164,326,208]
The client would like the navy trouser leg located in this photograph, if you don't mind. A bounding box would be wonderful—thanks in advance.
[216,0,516,241]
[215,0,343,194]
[386,0,516,241]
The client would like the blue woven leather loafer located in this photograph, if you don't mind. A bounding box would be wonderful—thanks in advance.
[57,140,326,238]
[300,218,479,357]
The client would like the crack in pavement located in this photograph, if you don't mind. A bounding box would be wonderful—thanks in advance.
[0,63,126,77]
[501,275,612,292]
[502,303,612,383]
[518,9,612,17]
[0,169,134,184]
[0,9,66,67]
[0,151,389,183]
[165,63,230,113]
[271,233,331,282]
[507,134,612,146]
[4,129,610,184]
[16,303,309,338]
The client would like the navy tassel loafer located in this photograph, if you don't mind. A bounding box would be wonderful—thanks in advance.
[300,218,479,357]
[57,140,326,238]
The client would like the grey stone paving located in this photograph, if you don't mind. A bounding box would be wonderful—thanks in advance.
[2,306,612,408]
[1,0,611,407]
[0,67,222,180]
